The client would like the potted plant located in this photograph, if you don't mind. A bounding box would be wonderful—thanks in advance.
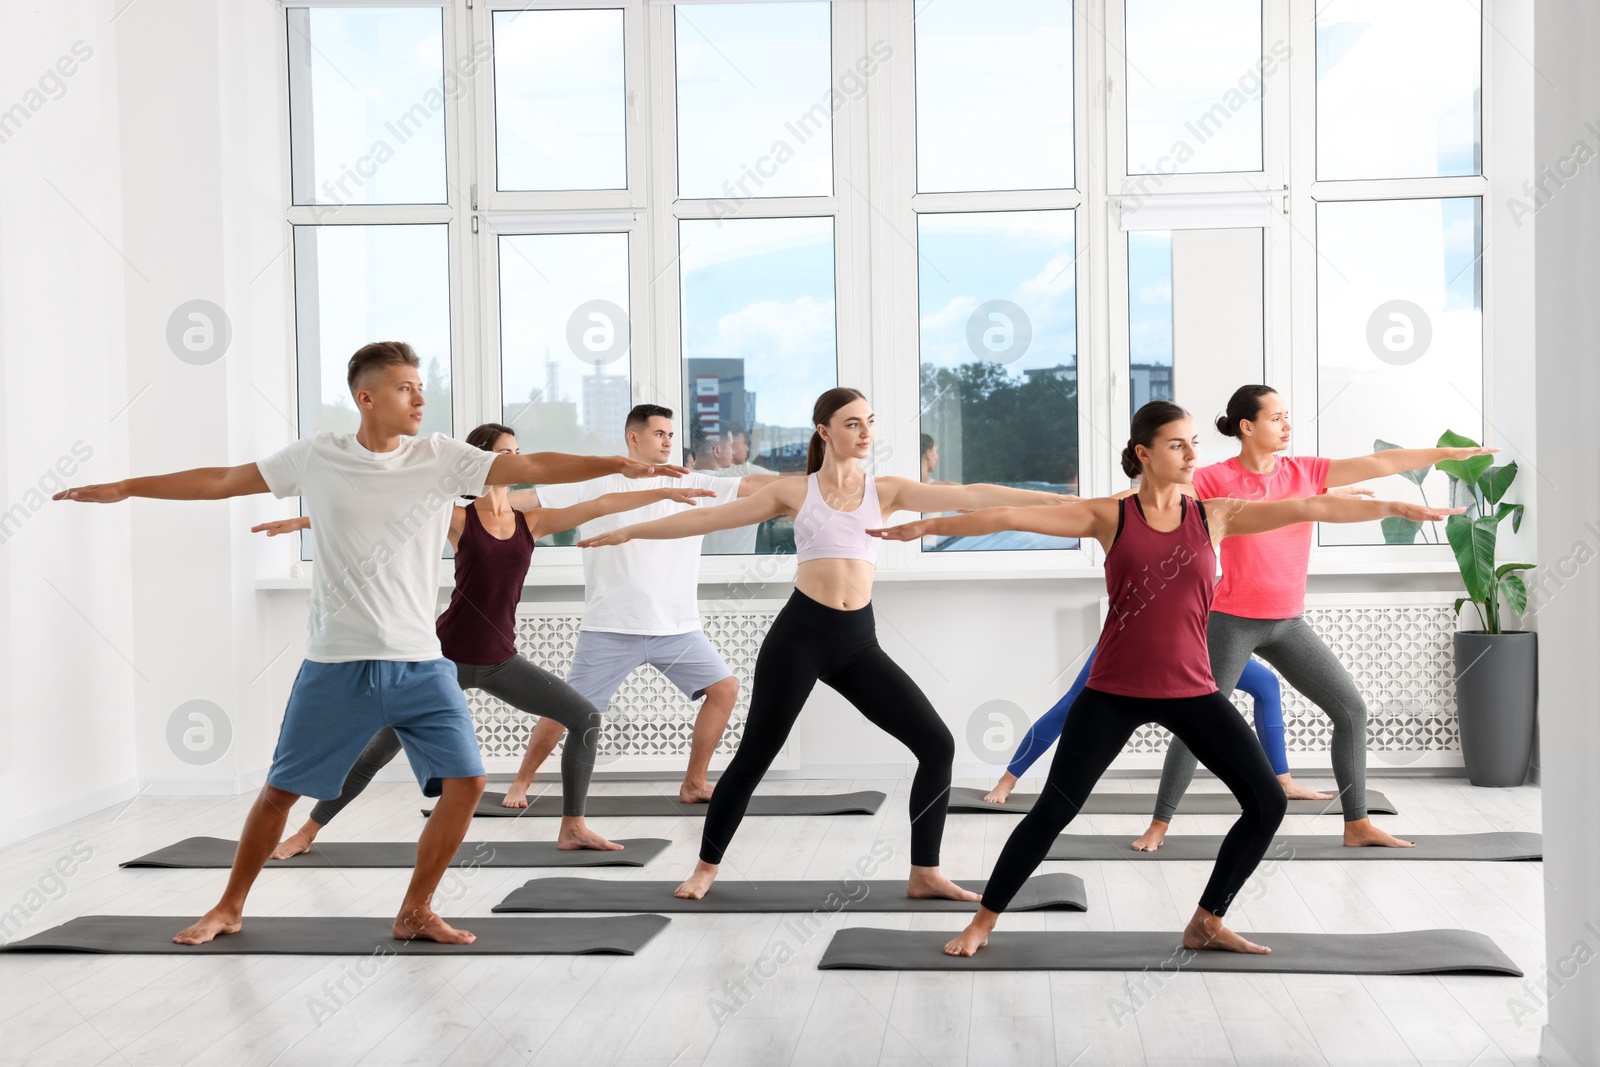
[1433,430,1538,787]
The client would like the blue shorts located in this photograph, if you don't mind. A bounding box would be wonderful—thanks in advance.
[566,630,734,715]
[267,659,484,800]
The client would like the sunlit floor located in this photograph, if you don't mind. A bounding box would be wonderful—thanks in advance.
[0,775,1544,1066]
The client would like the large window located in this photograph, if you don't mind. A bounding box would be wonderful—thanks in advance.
[280,1,1494,571]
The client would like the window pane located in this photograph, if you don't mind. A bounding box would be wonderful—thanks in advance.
[1129,228,1265,469]
[499,232,632,456]
[493,9,626,191]
[1316,198,1483,546]
[293,224,453,560]
[918,210,1079,552]
[915,0,1073,193]
[680,216,837,555]
[1124,0,1264,175]
[286,7,447,206]
[675,2,832,200]
[1317,0,1481,180]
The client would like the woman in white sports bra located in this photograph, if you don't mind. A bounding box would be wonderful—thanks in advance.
[577,387,1076,901]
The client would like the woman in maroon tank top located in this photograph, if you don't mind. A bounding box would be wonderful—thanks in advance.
[254,423,713,855]
[871,401,1460,958]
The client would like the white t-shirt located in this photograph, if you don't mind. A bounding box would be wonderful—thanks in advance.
[700,464,775,555]
[258,431,496,662]
[536,472,741,635]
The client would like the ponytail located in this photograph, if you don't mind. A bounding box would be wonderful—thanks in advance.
[806,387,868,474]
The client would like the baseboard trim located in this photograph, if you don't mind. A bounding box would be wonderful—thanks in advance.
[1,778,141,850]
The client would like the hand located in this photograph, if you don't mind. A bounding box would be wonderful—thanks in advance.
[53,482,129,504]
[1446,445,1500,459]
[1328,485,1375,498]
[576,529,633,548]
[1386,502,1466,522]
[867,521,932,542]
[619,458,686,480]
[662,488,718,505]
[251,517,309,536]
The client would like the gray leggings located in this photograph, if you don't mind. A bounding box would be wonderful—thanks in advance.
[1153,612,1369,824]
[309,656,603,822]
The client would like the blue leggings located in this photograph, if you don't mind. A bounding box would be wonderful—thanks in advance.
[1007,652,1288,778]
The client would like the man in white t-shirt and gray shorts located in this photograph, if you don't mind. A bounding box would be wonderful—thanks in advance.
[510,404,779,805]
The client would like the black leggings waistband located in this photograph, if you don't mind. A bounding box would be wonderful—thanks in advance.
[782,587,875,634]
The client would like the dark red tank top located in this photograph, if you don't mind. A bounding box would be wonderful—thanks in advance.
[436,504,534,666]
[1085,496,1217,698]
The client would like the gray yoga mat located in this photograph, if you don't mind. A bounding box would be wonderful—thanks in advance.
[818,927,1521,976]
[0,914,671,956]
[946,786,1398,816]
[429,790,887,819]
[492,873,1087,914]
[120,836,671,869]
[1045,831,1542,863]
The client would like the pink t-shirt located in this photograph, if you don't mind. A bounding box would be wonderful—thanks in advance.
[1192,455,1331,620]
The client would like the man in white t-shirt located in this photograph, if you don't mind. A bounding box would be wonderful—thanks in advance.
[701,428,782,555]
[56,341,676,947]
[510,405,778,805]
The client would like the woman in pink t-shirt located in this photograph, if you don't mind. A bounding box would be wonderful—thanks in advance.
[1132,385,1497,852]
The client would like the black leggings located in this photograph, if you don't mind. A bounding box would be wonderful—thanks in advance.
[982,687,1287,918]
[701,590,954,868]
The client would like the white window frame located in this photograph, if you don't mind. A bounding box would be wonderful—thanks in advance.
[276,0,1507,582]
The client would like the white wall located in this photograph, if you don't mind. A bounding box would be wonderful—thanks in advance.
[1533,2,1600,1062]
[0,3,139,846]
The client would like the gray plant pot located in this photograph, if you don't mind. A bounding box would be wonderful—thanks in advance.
[1453,630,1538,787]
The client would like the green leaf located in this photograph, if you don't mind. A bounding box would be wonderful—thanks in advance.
[1453,596,1471,615]
[1446,513,1495,601]
[1482,462,1518,506]
[1377,438,1430,487]
[1380,516,1423,544]
[1435,430,1492,487]
[1511,503,1525,533]
[1501,573,1529,616]
[1495,561,1535,578]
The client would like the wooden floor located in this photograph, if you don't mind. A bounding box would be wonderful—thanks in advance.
[0,775,1545,1066]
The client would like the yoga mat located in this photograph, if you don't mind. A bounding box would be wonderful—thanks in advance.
[818,928,1521,976]
[430,790,887,819]
[492,873,1087,914]
[120,836,671,869]
[946,786,1398,816]
[1,914,671,956]
[1045,832,1542,863]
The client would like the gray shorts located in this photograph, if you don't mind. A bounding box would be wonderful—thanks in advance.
[567,629,734,714]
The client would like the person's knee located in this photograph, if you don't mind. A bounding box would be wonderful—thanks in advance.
[917,724,956,768]
[1260,784,1288,826]
[261,784,301,809]
[701,676,738,707]
[445,775,487,799]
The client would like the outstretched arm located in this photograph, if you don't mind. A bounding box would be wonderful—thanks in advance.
[525,487,717,538]
[486,453,685,487]
[1326,446,1497,487]
[869,498,1116,547]
[1209,495,1462,540]
[879,475,1076,513]
[577,481,793,546]
[56,463,271,504]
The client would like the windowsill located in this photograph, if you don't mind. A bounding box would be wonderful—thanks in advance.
[255,558,1464,590]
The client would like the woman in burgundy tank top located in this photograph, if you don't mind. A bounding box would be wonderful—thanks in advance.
[872,401,1459,959]
[254,423,713,856]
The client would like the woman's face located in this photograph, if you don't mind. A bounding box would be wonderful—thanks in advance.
[823,398,875,461]
[1138,416,1199,485]
[1244,392,1291,452]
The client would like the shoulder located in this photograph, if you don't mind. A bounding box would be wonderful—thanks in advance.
[1283,454,1330,482]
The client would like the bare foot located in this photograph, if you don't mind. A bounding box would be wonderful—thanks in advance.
[172,907,242,945]
[1183,909,1270,954]
[1278,773,1334,801]
[983,772,1019,804]
[271,829,316,860]
[393,907,475,944]
[943,923,991,957]
[1343,818,1415,848]
[678,779,714,804]
[557,821,624,852]
[500,779,532,809]
[675,861,718,899]
[1131,820,1170,852]
[906,866,981,903]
